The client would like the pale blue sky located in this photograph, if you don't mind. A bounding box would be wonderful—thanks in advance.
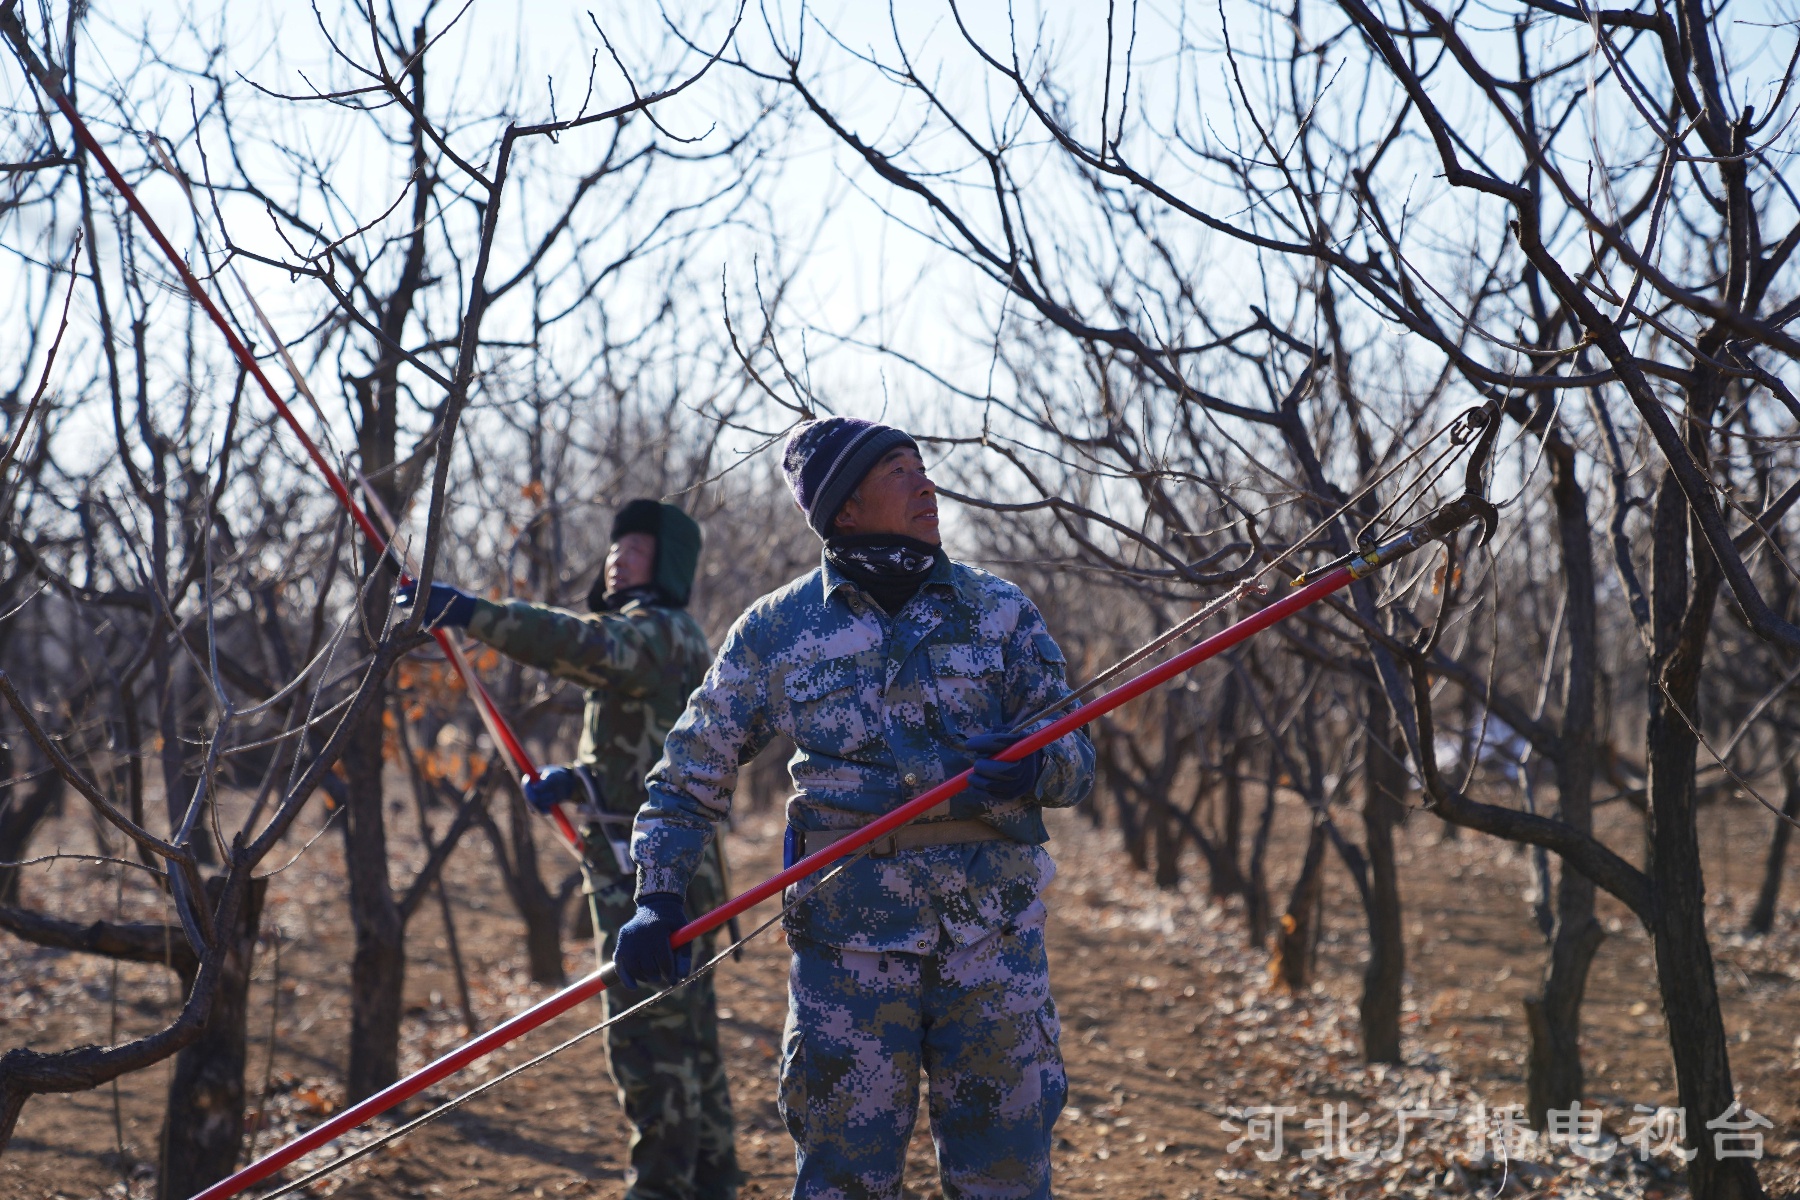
[8,0,1800,509]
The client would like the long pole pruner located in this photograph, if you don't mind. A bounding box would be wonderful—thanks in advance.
[0,2,585,855]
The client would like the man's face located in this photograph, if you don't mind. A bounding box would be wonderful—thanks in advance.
[832,446,940,544]
[605,532,656,593]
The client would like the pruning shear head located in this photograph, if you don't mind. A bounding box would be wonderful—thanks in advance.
[1414,402,1502,550]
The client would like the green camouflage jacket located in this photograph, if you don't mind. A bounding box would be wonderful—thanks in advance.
[466,595,714,820]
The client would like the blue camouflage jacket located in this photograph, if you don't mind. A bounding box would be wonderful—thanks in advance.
[634,550,1095,953]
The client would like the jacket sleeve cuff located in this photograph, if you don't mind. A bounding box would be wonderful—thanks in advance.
[1033,729,1095,809]
[636,865,693,899]
[630,809,710,901]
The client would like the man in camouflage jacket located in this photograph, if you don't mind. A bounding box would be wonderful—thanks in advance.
[617,419,1095,1200]
[400,499,738,1200]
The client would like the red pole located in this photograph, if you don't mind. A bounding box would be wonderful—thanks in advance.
[190,564,1357,1200]
[0,10,583,852]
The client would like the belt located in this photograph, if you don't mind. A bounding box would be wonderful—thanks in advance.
[797,808,1012,859]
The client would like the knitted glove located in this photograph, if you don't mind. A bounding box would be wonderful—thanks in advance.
[394,579,478,629]
[951,730,1044,817]
[522,766,576,815]
[611,892,691,990]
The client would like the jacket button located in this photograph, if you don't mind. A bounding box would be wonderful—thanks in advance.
[917,939,930,949]
[904,772,918,786]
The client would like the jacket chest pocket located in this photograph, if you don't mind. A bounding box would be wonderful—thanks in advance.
[782,658,876,754]
[928,642,1006,737]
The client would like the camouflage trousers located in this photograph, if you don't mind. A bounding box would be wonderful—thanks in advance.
[778,902,1065,1200]
[588,843,740,1200]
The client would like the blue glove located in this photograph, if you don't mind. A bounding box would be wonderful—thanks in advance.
[523,766,576,815]
[611,892,691,990]
[394,579,478,629]
[956,730,1044,813]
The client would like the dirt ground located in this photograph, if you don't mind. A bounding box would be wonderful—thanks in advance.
[3,784,1798,1200]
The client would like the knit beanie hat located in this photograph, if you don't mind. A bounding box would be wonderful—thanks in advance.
[781,418,918,538]
[587,499,703,610]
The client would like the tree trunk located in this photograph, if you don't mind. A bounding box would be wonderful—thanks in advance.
[478,792,568,986]
[1644,474,1763,1200]
[1359,693,1407,1064]
[1523,915,1603,1126]
[1271,821,1326,990]
[522,900,565,983]
[1745,757,1798,935]
[1213,671,1248,897]
[506,790,567,984]
[1115,772,1148,872]
[157,875,266,1200]
[1524,827,1606,1123]
[0,744,64,905]
[1646,721,1758,1200]
[1522,765,1557,939]
[340,683,403,1103]
[1218,752,1246,893]
[1243,751,1277,948]
[1149,754,1182,890]
[1150,802,1180,888]
[1525,429,1605,1126]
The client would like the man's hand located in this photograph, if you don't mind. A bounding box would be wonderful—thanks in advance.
[952,730,1044,816]
[395,579,478,629]
[522,766,576,815]
[611,892,692,990]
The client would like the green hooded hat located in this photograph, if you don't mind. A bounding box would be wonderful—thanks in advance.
[589,499,702,611]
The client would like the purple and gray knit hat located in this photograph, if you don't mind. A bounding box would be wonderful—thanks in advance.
[782,417,918,538]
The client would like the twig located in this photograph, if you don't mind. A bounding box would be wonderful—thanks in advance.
[0,232,81,478]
